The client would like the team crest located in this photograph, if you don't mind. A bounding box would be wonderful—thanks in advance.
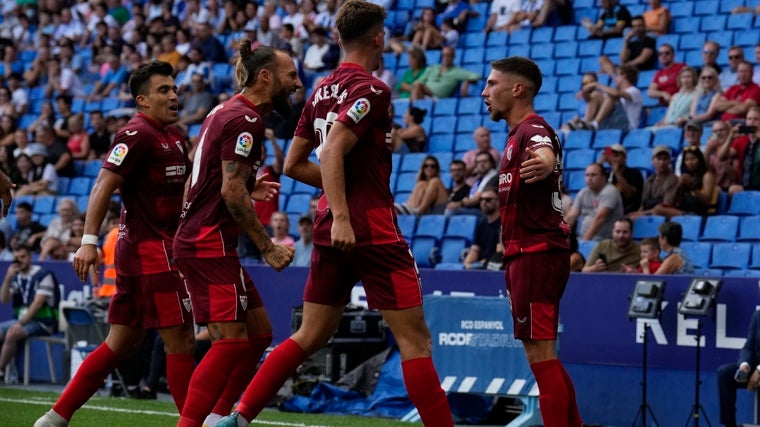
[107,143,129,165]
[506,145,513,161]
[239,295,248,311]
[182,298,192,312]
[235,132,254,157]
[175,140,184,153]
[347,98,370,123]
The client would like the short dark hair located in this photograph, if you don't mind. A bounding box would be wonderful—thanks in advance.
[335,0,386,45]
[128,61,174,98]
[450,159,466,169]
[491,56,542,97]
[408,106,427,124]
[16,201,32,212]
[659,221,683,247]
[614,217,633,231]
[476,150,495,167]
[617,64,639,86]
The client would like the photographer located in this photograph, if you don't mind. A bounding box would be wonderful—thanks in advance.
[0,244,60,381]
[716,308,760,427]
[718,105,760,194]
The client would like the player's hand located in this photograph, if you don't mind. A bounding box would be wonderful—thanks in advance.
[0,171,15,217]
[262,244,295,272]
[331,218,355,252]
[250,173,280,202]
[520,148,552,184]
[73,245,99,282]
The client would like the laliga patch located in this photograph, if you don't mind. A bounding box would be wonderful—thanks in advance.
[347,98,370,123]
[235,132,254,157]
[107,143,129,165]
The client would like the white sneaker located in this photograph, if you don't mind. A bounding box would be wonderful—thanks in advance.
[33,410,69,427]
[203,413,222,427]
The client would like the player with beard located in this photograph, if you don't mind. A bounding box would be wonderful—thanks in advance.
[482,56,582,426]
[173,43,298,427]
[217,1,453,426]
[35,61,197,427]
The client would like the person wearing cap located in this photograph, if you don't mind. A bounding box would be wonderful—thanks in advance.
[718,105,760,194]
[630,145,678,218]
[655,66,698,127]
[674,119,705,176]
[565,162,625,241]
[292,214,313,267]
[600,143,643,214]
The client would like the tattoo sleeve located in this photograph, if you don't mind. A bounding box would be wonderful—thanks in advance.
[222,160,274,254]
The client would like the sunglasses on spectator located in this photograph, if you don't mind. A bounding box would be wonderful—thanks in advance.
[729,55,742,60]
[701,75,715,80]
[423,163,437,169]
[657,51,672,55]
[702,49,716,55]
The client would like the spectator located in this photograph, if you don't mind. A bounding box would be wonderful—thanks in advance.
[446,159,470,206]
[53,94,74,141]
[28,101,56,137]
[393,106,427,153]
[302,27,337,85]
[582,217,640,273]
[534,0,574,27]
[582,0,632,40]
[461,127,501,184]
[194,22,227,64]
[38,197,79,261]
[564,72,605,131]
[6,72,28,116]
[647,43,686,106]
[88,111,113,160]
[411,46,480,101]
[37,124,76,179]
[45,58,85,99]
[9,202,46,252]
[16,147,57,196]
[463,187,500,269]
[157,34,182,68]
[652,221,694,274]
[395,47,427,99]
[581,64,642,131]
[507,0,546,32]
[653,146,718,219]
[632,145,678,217]
[656,66,698,127]
[690,65,723,124]
[372,56,396,98]
[714,61,760,122]
[253,132,283,229]
[177,72,216,128]
[66,113,91,160]
[257,14,280,48]
[447,150,498,216]
[11,129,40,160]
[698,40,723,77]
[704,120,740,192]
[23,45,51,88]
[600,144,644,214]
[716,308,760,427]
[177,47,212,95]
[565,163,624,241]
[439,18,461,49]
[313,0,338,30]
[395,155,449,215]
[53,8,85,45]
[718,106,760,193]
[88,54,128,101]
[0,244,60,381]
[0,116,16,147]
[720,46,745,90]
[410,8,447,51]
[674,120,705,175]
[642,0,670,35]
[483,0,520,33]
[623,237,662,274]
[754,43,760,86]
[292,215,313,267]
[436,0,475,33]
[0,146,19,186]
[599,16,656,77]
[269,211,295,248]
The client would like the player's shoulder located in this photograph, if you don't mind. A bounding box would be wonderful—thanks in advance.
[517,114,553,137]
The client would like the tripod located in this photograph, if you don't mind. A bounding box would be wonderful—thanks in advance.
[632,322,660,427]
[683,320,711,427]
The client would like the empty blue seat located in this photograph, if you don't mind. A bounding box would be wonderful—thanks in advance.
[738,216,760,242]
[412,236,437,268]
[445,215,477,243]
[693,268,724,277]
[509,29,530,45]
[577,240,596,260]
[623,129,652,148]
[39,213,57,227]
[428,134,454,153]
[565,170,586,193]
[433,98,457,117]
[700,15,726,32]
[682,242,713,269]
[284,193,312,214]
[400,153,427,173]
[558,92,579,111]
[292,181,318,195]
[724,269,760,278]
[486,31,508,47]
[534,93,557,113]
[711,243,752,270]
[592,129,623,149]
[57,177,70,195]
[554,59,580,76]
[564,149,596,170]
[558,76,581,94]
[751,243,760,269]
[68,177,92,196]
[395,172,417,193]
[728,191,760,216]
[564,130,593,150]
[32,195,56,214]
[669,2,694,17]
[531,27,553,44]
[457,97,483,116]
[674,17,701,33]
[679,32,706,52]
[652,128,683,151]
[434,262,465,270]
[397,214,417,240]
[82,160,102,178]
[578,40,603,57]
[462,47,485,65]
[415,214,446,241]
[439,237,467,264]
[456,117,480,135]
[553,25,577,42]
[736,29,760,47]
[530,43,553,60]
[671,215,702,242]
[700,215,740,242]
[632,215,666,240]
[462,32,486,48]
[626,148,652,174]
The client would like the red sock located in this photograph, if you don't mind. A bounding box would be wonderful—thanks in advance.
[531,359,570,427]
[53,344,121,420]
[558,363,583,427]
[177,339,248,427]
[236,338,306,421]
[401,357,454,427]
[211,333,272,416]
[166,353,195,413]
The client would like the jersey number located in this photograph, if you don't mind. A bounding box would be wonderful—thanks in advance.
[313,112,339,161]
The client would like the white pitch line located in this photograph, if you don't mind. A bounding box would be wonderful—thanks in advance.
[0,397,333,427]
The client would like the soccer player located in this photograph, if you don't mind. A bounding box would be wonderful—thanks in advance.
[173,43,298,427]
[34,61,196,427]
[481,56,583,426]
[217,2,454,426]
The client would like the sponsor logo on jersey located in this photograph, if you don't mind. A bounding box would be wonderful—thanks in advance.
[370,85,382,95]
[235,132,254,157]
[530,134,552,146]
[347,98,370,123]
[245,115,258,123]
[165,165,186,177]
[161,142,170,151]
[107,143,128,165]
[125,130,137,136]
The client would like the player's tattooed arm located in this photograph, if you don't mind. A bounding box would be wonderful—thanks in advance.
[222,160,274,254]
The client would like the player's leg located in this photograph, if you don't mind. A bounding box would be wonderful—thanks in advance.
[158,323,196,413]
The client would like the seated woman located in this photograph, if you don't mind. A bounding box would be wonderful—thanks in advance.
[689,65,722,124]
[15,147,58,196]
[646,221,694,274]
[652,146,718,219]
[393,106,427,153]
[39,197,80,261]
[704,120,740,192]
[66,113,91,160]
[656,66,698,127]
[395,47,427,99]
[395,155,449,216]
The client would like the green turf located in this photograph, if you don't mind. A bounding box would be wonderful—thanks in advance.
[0,387,417,426]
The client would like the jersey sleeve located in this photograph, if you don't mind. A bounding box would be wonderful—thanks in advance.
[522,123,556,156]
[102,127,153,177]
[219,114,265,167]
[294,100,315,142]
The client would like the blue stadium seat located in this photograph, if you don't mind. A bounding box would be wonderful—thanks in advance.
[486,31,508,47]
[543,113,562,129]
[738,216,760,242]
[454,135,476,153]
[724,269,760,278]
[39,213,57,228]
[558,76,581,94]
[669,2,694,17]
[735,29,760,47]
[602,38,624,56]
[700,15,726,33]
[82,160,102,178]
[394,192,410,205]
[284,193,312,214]
[555,59,580,76]
[32,195,56,215]
[711,243,752,270]
[412,236,437,268]
[435,262,465,270]
[456,117,480,135]
[56,177,70,195]
[457,97,483,116]
[693,268,724,277]
[717,190,730,214]
[507,44,531,58]
[565,170,586,193]
[671,215,703,242]
[428,134,455,153]
[564,130,593,150]
[656,34,680,50]
[544,76,558,93]
[531,27,553,44]
[508,29,530,45]
[287,213,300,238]
[485,45,508,63]
[101,97,119,112]
[395,172,417,193]
[463,32,486,48]
[577,240,596,260]
[415,0,435,8]
[530,43,553,60]
[433,98,457,117]
[445,215,477,243]
[578,40,603,57]
[439,237,467,264]
[674,17,701,33]
[557,92,577,112]
[651,128,682,151]
[720,0,745,14]
[431,116,456,135]
[751,243,760,269]
[633,216,666,240]
[592,129,623,149]
[400,153,427,173]
[564,149,596,171]
[625,148,652,174]
[392,99,410,118]
[391,153,402,173]
[432,152,453,169]
[279,175,295,195]
[397,214,417,240]
[67,177,92,196]
[292,180,318,196]
[462,47,485,65]
[622,129,652,148]
[679,32,706,52]
[534,93,557,113]
[396,0,414,10]
[465,14,487,33]
[553,25,577,42]
[682,242,713,269]
[700,215,740,242]
[693,1,719,16]
[728,191,760,216]
[534,59,555,76]
[415,215,446,242]
[645,107,668,127]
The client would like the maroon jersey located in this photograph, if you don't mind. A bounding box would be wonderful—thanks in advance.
[173,95,265,259]
[295,63,402,247]
[101,112,190,276]
[498,114,569,259]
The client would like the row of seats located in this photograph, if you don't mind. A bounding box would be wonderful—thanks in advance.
[630,212,760,243]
